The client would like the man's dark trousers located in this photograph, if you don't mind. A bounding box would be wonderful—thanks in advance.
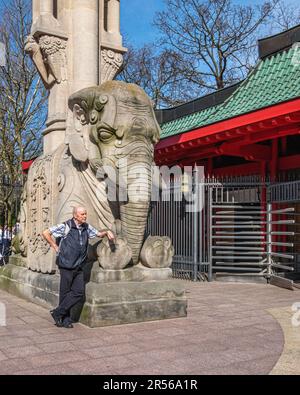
[56,266,85,317]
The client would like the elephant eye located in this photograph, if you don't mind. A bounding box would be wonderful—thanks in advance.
[98,129,114,141]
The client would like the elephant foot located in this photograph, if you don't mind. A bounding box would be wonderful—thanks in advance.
[97,234,132,270]
[140,236,174,269]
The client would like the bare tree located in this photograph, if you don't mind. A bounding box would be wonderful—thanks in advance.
[154,0,278,92]
[119,44,199,109]
[0,0,47,225]
[268,0,300,32]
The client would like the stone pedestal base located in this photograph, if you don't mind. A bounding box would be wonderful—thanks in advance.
[82,264,187,327]
[0,258,59,309]
[0,258,187,327]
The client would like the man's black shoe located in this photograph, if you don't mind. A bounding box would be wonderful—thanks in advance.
[63,321,74,329]
[62,316,74,329]
[50,309,64,327]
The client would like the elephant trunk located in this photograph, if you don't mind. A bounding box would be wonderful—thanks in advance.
[118,145,153,265]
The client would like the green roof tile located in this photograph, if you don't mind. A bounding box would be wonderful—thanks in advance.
[160,46,300,140]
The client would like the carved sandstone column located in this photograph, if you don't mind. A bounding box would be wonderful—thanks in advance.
[22,0,128,274]
[26,0,68,155]
[71,0,99,92]
[100,0,126,84]
[107,0,120,34]
[40,0,53,14]
[32,0,40,23]
[40,34,68,155]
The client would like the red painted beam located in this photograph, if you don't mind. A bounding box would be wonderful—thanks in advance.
[214,154,300,175]
[212,163,260,177]
[217,142,272,161]
[155,124,300,165]
[157,123,288,158]
[162,154,300,176]
[157,98,300,150]
[247,125,300,144]
[279,154,300,170]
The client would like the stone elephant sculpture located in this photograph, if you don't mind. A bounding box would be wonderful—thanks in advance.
[65,81,173,269]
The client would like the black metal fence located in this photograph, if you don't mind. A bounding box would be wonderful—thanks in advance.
[147,177,300,281]
[1,176,300,277]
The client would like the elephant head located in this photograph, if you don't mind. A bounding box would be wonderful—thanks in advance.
[68,81,160,266]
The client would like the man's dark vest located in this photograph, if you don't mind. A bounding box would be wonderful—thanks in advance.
[57,219,89,270]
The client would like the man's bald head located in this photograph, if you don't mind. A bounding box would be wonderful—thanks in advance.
[73,206,87,225]
[73,206,87,216]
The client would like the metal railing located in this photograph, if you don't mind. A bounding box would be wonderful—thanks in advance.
[211,203,295,280]
[268,180,300,202]
[147,176,300,281]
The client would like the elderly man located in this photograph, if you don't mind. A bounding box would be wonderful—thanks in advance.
[42,207,115,328]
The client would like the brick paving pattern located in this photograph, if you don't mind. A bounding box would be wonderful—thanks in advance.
[0,281,299,375]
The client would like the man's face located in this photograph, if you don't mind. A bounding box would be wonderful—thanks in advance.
[74,209,87,225]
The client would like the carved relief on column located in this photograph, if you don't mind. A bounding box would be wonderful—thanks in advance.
[25,145,65,274]
[25,34,68,89]
[39,35,68,84]
[27,156,52,272]
[100,48,123,83]
[18,187,28,258]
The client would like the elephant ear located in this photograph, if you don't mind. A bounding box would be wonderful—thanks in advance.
[67,104,89,162]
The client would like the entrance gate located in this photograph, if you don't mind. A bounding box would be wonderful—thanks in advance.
[147,177,299,283]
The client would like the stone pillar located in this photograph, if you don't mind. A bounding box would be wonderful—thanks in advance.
[31,0,61,37]
[40,0,53,15]
[99,0,126,84]
[107,0,120,34]
[2,0,189,328]
[32,0,40,23]
[71,0,99,93]
[28,0,68,155]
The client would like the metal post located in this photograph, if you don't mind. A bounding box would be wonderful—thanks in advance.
[199,178,203,279]
[208,187,213,281]
[193,166,198,281]
[267,203,272,279]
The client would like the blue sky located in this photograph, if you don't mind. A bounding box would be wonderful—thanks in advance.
[120,0,261,47]
[120,0,299,47]
[120,0,166,47]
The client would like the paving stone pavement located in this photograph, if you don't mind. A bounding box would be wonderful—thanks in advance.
[0,281,299,375]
